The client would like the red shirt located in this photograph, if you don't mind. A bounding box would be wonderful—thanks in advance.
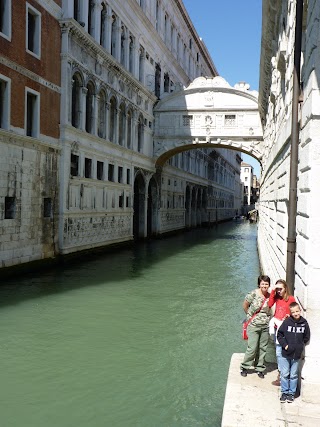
[268,289,296,320]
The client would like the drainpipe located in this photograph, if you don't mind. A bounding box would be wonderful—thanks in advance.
[286,0,303,295]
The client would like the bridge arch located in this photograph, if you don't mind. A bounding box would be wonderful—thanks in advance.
[153,76,264,167]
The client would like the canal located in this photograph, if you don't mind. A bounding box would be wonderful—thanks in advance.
[0,221,260,427]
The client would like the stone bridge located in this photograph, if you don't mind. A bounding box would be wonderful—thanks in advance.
[153,76,263,167]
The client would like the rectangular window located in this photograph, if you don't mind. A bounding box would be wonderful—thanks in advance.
[119,193,124,208]
[0,74,10,129]
[126,168,130,184]
[84,158,92,178]
[118,166,123,183]
[126,196,129,208]
[5,196,15,219]
[0,0,11,40]
[224,114,236,127]
[26,3,41,58]
[182,115,193,126]
[25,89,40,137]
[43,197,52,218]
[108,164,114,182]
[70,154,79,176]
[97,161,104,180]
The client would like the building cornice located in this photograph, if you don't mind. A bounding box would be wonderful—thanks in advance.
[0,55,61,93]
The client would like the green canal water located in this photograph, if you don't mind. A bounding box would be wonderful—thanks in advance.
[0,221,260,427]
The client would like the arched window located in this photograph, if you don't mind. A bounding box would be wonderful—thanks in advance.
[109,96,116,142]
[120,26,125,66]
[71,72,82,129]
[139,46,144,82]
[98,89,106,138]
[156,1,159,32]
[85,81,95,134]
[100,3,107,46]
[129,36,134,73]
[88,1,94,37]
[74,0,80,21]
[138,114,144,152]
[111,15,116,57]
[127,109,132,148]
[118,103,126,146]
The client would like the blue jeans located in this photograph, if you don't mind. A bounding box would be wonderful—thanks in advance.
[275,343,282,367]
[278,354,299,395]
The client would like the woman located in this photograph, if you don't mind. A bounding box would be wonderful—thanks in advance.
[240,275,271,378]
[268,279,296,386]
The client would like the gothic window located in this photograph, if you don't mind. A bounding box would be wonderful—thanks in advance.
[139,46,144,82]
[88,0,94,37]
[100,3,107,47]
[137,114,144,153]
[97,89,106,138]
[109,96,116,142]
[177,34,180,60]
[164,14,167,44]
[118,102,126,146]
[120,26,125,66]
[85,81,95,134]
[126,109,132,148]
[111,15,116,57]
[155,1,159,31]
[71,73,82,129]
[129,36,134,73]
[74,0,80,21]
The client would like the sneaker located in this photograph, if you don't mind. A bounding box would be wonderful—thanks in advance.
[287,394,294,403]
[280,393,287,403]
[257,372,265,379]
[240,369,248,377]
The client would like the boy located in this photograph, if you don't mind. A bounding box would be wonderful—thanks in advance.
[277,302,310,403]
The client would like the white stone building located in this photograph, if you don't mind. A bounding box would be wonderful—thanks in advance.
[1,0,243,268]
[258,0,320,404]
[240,162,253,206]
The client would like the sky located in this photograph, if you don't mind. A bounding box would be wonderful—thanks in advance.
[183,0,263,177]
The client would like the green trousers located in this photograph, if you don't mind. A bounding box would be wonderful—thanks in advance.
[241,323,269,372]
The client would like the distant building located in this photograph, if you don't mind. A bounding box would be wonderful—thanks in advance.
[240,162,253,206]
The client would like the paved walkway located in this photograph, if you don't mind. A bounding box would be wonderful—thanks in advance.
[221,353,320,427]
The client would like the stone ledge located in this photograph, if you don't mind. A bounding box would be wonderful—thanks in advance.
[221,353,320,427]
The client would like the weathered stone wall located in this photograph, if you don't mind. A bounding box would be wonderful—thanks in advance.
[259,0,320,404]
[0,134,59,267]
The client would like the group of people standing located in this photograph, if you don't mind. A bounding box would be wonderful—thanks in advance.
[240,275,310,403]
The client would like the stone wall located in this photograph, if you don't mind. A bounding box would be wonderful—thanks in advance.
[0,133,59,267]
[258,0,320,404]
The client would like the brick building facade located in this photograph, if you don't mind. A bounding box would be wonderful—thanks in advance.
[0,0,61,268]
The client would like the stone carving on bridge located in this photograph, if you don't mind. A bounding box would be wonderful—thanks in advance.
[154,76,264,166]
